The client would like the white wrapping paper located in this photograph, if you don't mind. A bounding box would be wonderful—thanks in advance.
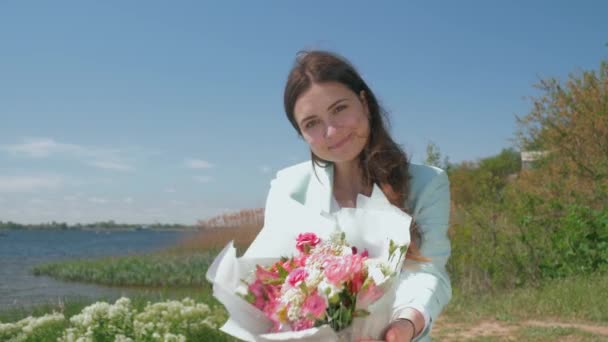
[206,193,413,341]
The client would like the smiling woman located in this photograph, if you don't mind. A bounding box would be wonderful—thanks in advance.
[220,50,453,342]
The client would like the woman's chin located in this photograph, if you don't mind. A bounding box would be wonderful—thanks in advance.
[326,151,361,165]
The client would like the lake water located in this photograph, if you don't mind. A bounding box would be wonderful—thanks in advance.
[0,229,194,311]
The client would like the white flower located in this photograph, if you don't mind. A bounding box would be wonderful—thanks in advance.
[304,267,323,288]
[318,279,341,300]
[1,312,64,341]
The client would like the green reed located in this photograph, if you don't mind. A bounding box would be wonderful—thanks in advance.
[32,249,219,287]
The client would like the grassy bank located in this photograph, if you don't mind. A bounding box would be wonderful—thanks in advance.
[32,250,219,287]
[30,224,262,288]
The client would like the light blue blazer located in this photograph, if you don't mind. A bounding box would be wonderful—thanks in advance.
[244,161,452,341]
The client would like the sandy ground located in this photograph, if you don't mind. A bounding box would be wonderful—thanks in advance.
[432,317,608,341]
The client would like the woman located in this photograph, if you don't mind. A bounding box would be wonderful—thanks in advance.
[244,50,451,342]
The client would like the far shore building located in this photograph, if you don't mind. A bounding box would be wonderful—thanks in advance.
[520,150,551,170]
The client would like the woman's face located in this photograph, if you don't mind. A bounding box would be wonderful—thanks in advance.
[293,82,371,165]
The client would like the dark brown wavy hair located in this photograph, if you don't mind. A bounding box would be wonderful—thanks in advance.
[283,50,427,262]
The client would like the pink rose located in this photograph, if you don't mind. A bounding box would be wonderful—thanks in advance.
[292,318,315,331]
[288,268,309,287]
[324,254,365,285]
[324,258,350,285]
[294,253,308,267]
[296,233,321,253]
[302,292,327,319]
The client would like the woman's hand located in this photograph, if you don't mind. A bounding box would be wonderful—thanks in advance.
[358,319,415,342]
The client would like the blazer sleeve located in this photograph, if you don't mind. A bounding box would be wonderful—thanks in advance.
[391,169,452,341]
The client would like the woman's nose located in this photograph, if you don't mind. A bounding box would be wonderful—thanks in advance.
[325,124,338,138]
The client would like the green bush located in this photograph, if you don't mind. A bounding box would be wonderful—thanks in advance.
[540,204,608,278]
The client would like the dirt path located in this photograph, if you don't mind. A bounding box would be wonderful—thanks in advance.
[524,320,608,336]
[432,318,608,341]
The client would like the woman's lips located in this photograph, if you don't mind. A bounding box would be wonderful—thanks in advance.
[328,133,352,150]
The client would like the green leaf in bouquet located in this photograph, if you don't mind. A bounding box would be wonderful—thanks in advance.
[353,309,370,318]
[381,263,393,277]
[400,244,408,256]
[388,239,397,261]
[360,277,374,291]
[264,278,284,285]
[342,306,352,323]
[299,282,309,295]
[276,262,289,280]
[243,292,256,304]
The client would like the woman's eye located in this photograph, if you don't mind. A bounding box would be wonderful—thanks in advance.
[305,120,318,129]
[334,104,347,114]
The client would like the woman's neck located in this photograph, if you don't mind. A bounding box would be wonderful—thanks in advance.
[332,160,371,206]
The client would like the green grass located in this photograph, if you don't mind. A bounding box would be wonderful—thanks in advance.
[32,249,219,287]
[445,272,608,323]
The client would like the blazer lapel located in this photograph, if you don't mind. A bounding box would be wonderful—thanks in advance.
[303,162,334,215]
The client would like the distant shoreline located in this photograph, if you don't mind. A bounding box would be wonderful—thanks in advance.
[0,225,198,232]
[0,227,198,231]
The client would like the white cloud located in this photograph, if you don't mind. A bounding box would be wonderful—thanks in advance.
[259,165,272,174]
[0,138,81,158]
[193,176,213,183]
[88,160,134,172]
[164,187,177,193]
[1,137,137,172]
[0,175,63,192]
[123,197,134,204]
[185,158,214,169]
[88,197,108,204]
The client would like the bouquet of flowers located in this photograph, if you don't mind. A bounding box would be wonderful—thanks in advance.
[240,231,407,335]
[207,189,413,341]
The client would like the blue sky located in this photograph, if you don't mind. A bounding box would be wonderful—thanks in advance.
[1,1,606,224]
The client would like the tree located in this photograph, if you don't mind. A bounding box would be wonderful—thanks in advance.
[515,60,608,207]
[425,141,441,167]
